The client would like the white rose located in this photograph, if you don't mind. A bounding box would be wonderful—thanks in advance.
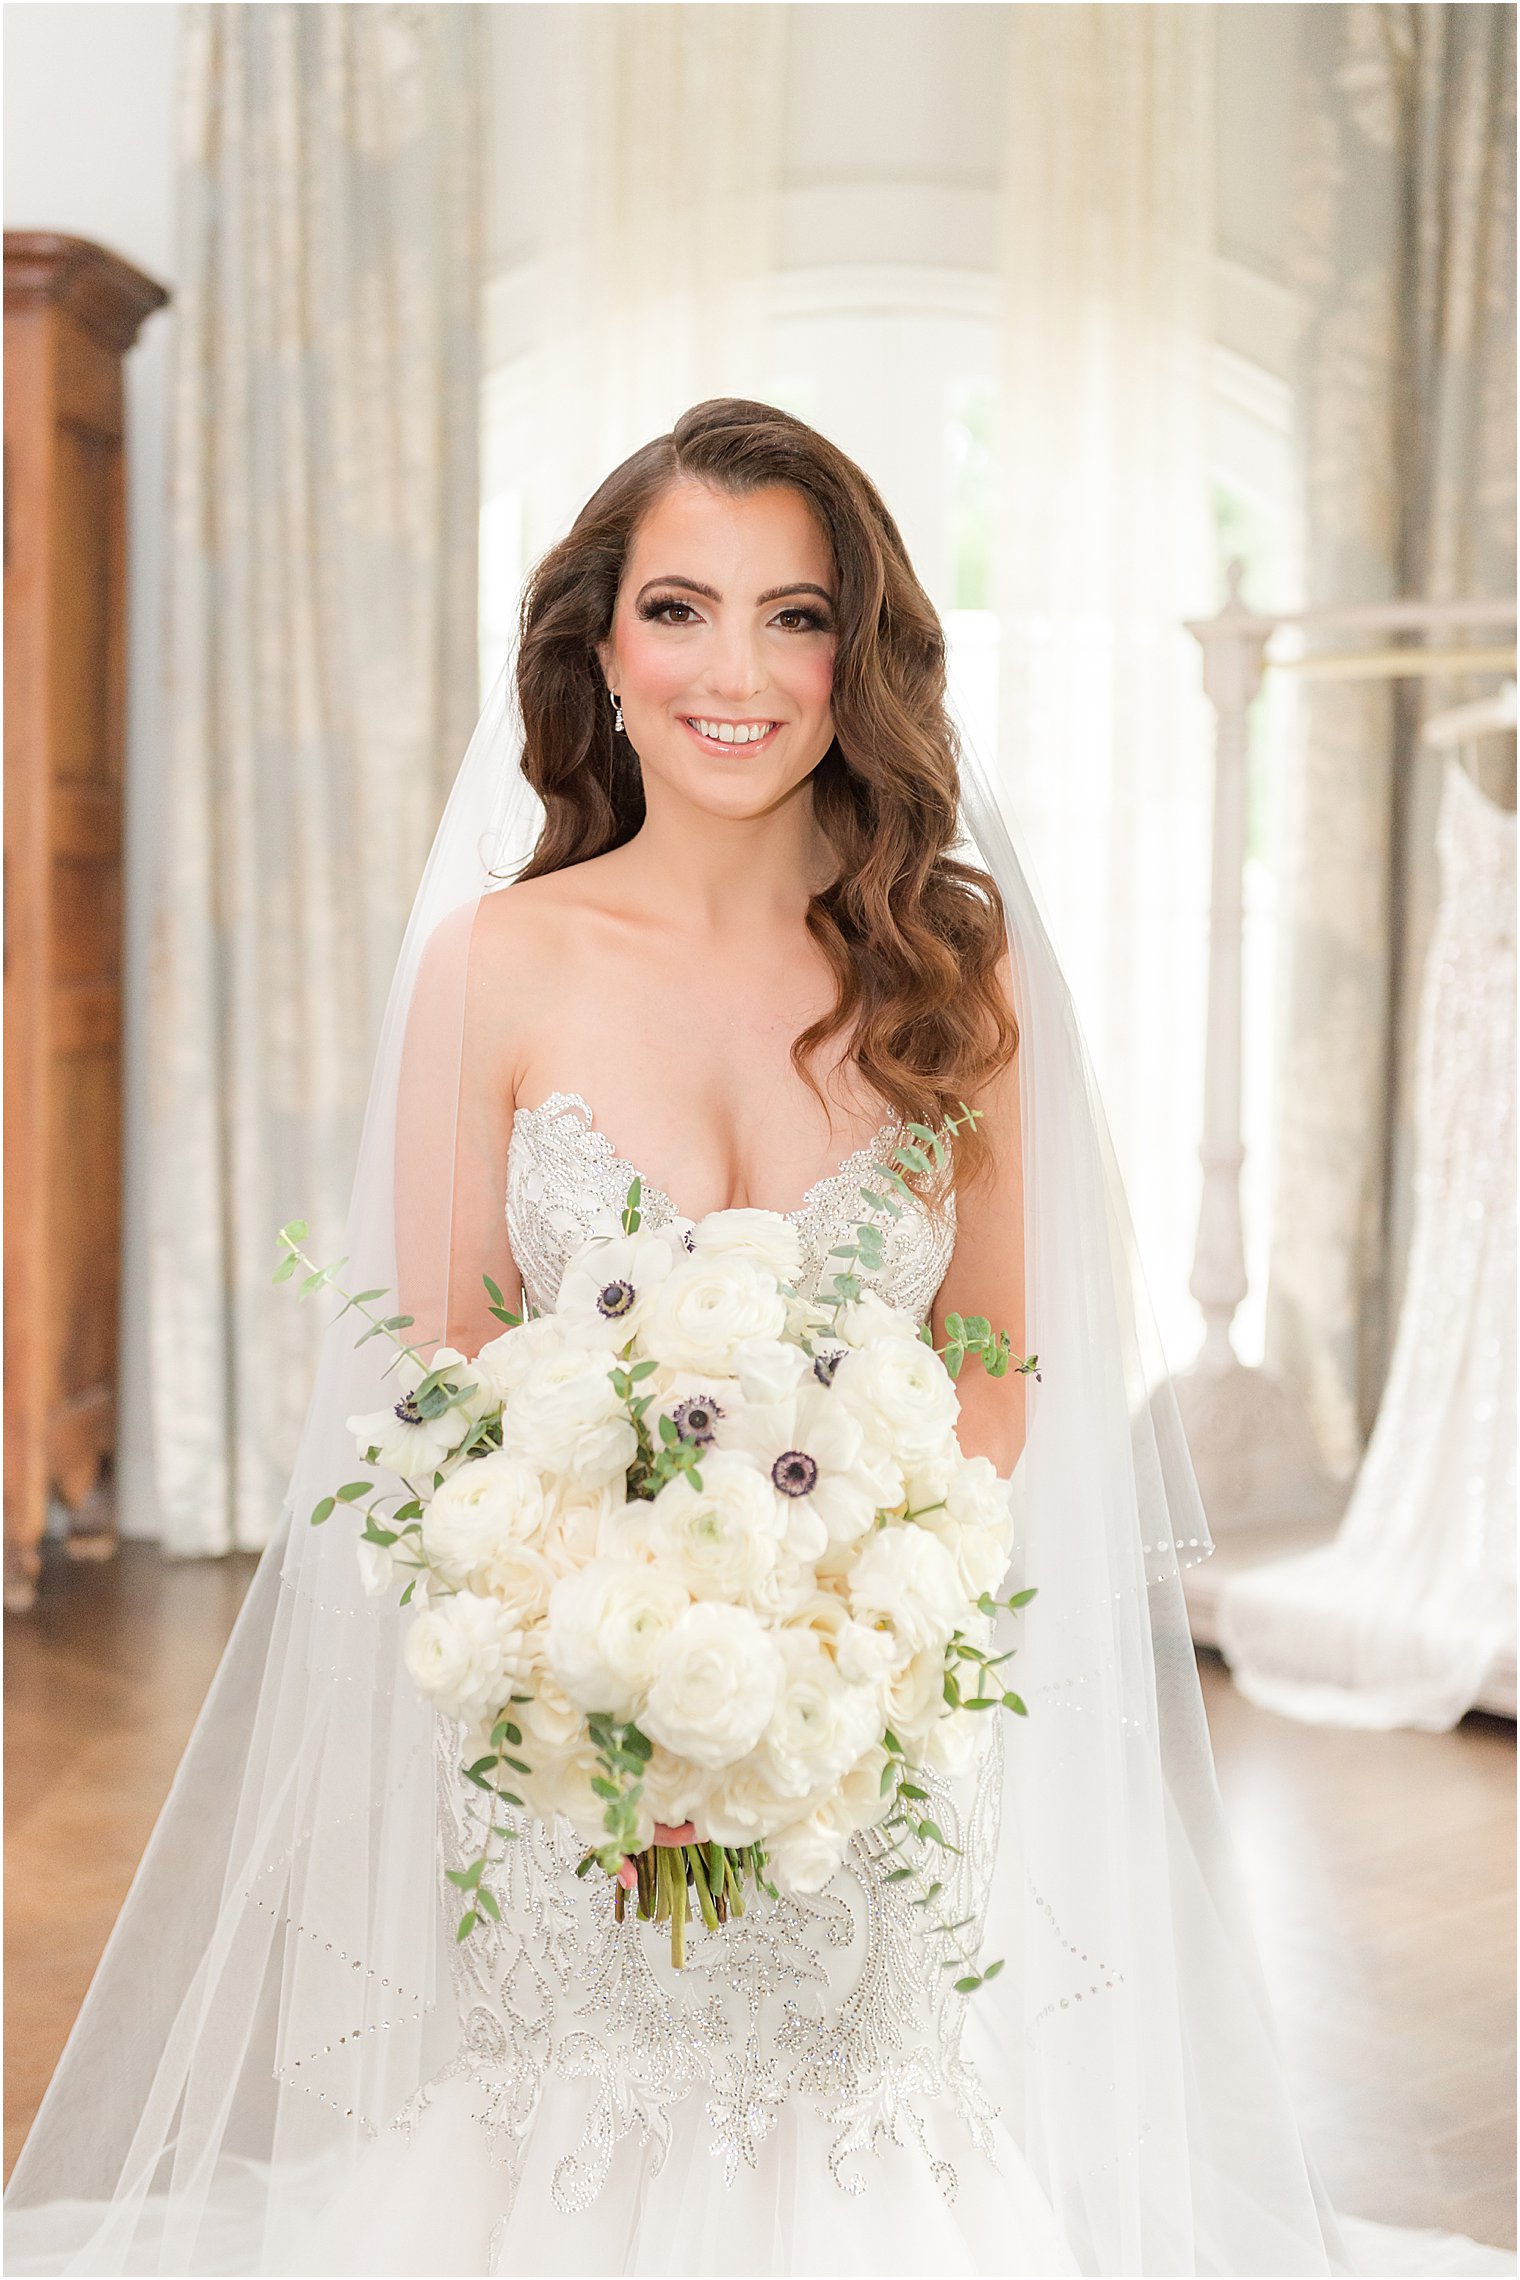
[473,1315,573,1404]
[884,1645,949,1749]
[642,1256,788,1375]
[834,1337,960,1468]
[421,1450,547,1586]
[540,1478,623,1576]
[546,1559,689,1718]
[478,1541,557,1630]
[518,1670,585,1754]
[523,1740,655,1852]
[555,1227,676,1349]
[403,1590,526,1728]
[731,1336,809,1406]
[837,1744,896,1834]
[761,1631,883,1800]
[767,1808,848,1896]
[503,1348,636,1488]
[646,1453,788,1604]
[691,1207,805,1288]
[835,1290,920,1348]
[848,1526,965,1659]
[641,1603,785,1769]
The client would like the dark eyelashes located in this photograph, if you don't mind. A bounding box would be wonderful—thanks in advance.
[635,595,833,632]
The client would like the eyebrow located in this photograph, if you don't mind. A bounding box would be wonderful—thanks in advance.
[634,576,836,609]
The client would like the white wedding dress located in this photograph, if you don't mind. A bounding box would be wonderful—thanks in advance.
[294,1093,1079,2277]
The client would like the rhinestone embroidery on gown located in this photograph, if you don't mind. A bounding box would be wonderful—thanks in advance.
[401,1096,1023,2257]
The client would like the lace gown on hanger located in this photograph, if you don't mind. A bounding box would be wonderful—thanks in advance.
[1219,755,1517,1727]
[294,1094,1077,2279]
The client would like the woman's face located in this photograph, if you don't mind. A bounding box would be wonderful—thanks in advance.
[597,479,838,825]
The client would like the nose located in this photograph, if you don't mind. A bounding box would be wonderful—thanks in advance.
[700,616,769,707]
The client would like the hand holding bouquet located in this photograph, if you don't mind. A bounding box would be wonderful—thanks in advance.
[279,1112,1038,1985]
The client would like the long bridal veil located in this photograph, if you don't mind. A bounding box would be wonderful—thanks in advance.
[4,647,1510,2278]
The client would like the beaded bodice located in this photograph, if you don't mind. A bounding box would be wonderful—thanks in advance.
[506,1090,956,1326]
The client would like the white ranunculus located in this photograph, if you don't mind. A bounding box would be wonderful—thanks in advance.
[767,1807,848,1896]
[690,1207,804,1287]
[731,1335,809,1406]
[403,1590,526,1728]
[921,1706,981,1780]
[347,1346,487,1480]
[502,1347,636,1488]
[915,1456,1016,1599]
[420,1449,548,1586]
[834,1337,960,1469]
[718,1384,900,1556]
[472,1315,574,1405]
[697,1754,785,1846]
[642,1255,788,1376]
[641,1602,785,1769]
[835,1616,901,1688]
[546,1559,689,1718]
[945,1456,1017,1543]
[594,1499,661,1565]
[555,1226,677,1349]
[848,1525,966,1660]
[642,1744,711,1830]
[646,1453,789,1604]
[761,1631,883,1800]
[835,1290,920,1348]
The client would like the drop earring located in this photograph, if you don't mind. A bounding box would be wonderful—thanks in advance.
[610,689,625,735]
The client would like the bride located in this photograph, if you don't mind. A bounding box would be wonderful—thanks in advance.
[5,400,1511,2279]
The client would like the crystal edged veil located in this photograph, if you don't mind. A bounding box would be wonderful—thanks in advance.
[4,652,1510,2279]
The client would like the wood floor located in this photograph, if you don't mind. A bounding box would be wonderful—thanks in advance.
[4,1546,1515,2251]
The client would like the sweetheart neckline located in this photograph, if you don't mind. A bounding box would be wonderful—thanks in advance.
[508,1089,904,1226]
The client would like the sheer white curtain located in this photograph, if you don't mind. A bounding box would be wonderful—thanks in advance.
[139,3,484,1554]
[992,3,1219,1366]
[487,1,787,610]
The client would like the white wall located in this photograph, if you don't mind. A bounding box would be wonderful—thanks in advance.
[4,0,183,1540]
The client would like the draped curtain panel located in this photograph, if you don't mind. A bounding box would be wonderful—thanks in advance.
[1264,3,1517,1477]
[993,3,1219,1364]
[511,2,787,566]
[142,3,484,1554]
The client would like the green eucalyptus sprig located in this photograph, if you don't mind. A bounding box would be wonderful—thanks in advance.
[816,1110,1041,1390]
[450,1700,533,1940]
[869,1579,1037,1993]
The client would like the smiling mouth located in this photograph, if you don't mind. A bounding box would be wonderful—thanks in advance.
[681,717,783,754]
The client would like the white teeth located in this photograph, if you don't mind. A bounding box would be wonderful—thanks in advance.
[690,718,774,744]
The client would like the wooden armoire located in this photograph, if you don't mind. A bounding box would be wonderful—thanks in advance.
[4,233,169,1613]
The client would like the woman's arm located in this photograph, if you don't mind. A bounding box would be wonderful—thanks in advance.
[394,897,523,1358]
[931,974,1027,1476]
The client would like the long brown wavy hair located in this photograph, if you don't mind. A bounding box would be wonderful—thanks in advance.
[513,398,1017,1194]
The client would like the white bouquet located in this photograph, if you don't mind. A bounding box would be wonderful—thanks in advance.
[278,1114,1038,1983]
